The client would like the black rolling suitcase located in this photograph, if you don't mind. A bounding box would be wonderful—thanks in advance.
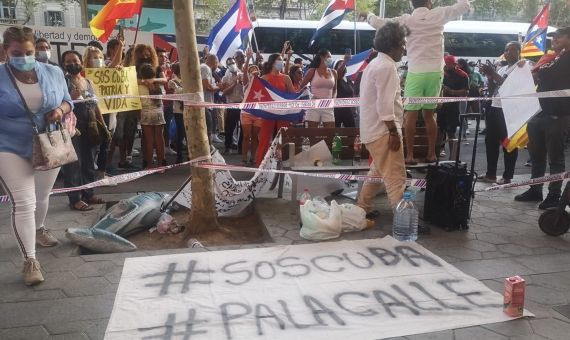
[424,113,481,231]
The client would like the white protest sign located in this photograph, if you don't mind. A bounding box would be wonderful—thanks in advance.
[105,237,531,340]
[499,63,542,138]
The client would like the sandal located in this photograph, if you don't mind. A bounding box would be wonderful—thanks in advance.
[86,196,106,205]
[70,201,94,211]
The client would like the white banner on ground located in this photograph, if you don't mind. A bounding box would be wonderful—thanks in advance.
[499,63,542,138]
[104,237,531,340]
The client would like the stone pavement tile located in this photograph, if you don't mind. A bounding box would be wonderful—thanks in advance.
[44,294,115,325]
[405,329,453,340]
[71,261,118,278]
[61,277,111,298]
[33,271,77,291]
[47,333,90,340]
[43,320,94,336]
[103,268,123,284]
[525,284,569,306]
[0,325,49,340]
[497,244,535,256]
[482,251,514,259]
[476,232,512,245]
[482,319,534,337]
[454,326,508,339]
[453,258,536,280]
[508,335,549,340]
[41,257,85,273]
[442,247,483,261]
[461,239,498,252]
[526,271,570,293]
[529,318,570,340]
[83,318,109,340]
[1,285,64,303]
[512,253,570,274]
[532,247,564,255]
[0,299,55,328]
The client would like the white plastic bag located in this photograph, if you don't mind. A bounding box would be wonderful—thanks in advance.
[340,203,368,232]
[300,200,342,241]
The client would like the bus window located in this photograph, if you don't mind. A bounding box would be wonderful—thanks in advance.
[253,27,288,53]
[444,32,518,57]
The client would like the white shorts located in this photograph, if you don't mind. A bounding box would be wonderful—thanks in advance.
[304,108,335,123]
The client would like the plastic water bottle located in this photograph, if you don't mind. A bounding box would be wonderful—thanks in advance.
[301,137,311,165]
[299,188,311,206]
[353,135,362,165]
[332,134,342,165]
[392,191,418,241]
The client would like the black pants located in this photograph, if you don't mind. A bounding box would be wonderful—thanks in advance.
[528,112,570,196]
[485,106,518,180]
[63,133,96,205]
[97,115,110,171]
[163,105,174,146]
[225,108,241,149]
[334,108,355,127]
[174,113,186,163]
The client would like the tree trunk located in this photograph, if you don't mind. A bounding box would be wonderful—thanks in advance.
[172,0,219,236]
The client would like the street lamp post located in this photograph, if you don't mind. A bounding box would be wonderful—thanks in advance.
[379,0,385,18]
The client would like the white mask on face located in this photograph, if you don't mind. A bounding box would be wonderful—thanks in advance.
[91,58,105,68]
[228,64,238,73]
[36,50,51,62]
[275,60,284,72]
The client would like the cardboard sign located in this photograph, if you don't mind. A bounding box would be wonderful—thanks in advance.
[105,237,532,340]
[85,66,141,114]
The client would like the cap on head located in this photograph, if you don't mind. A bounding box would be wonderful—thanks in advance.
[547,27,570,38]
[444,55,456,65]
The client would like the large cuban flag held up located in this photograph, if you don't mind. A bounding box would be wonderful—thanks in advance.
[345,48,374,81]
[207,0,253,63]
[310,0,355,47]
[242,77,311,122]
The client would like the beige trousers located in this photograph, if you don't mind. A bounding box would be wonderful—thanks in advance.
[357,134,406,211]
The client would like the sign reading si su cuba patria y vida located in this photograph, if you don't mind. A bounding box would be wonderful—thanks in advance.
[105,237,532,340]
[85,66,141,114]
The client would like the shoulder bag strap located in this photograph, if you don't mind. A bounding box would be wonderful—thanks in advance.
[5,64,40,134]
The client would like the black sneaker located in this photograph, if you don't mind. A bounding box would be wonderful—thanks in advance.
[514,189,543,202]
[538,194,560,210]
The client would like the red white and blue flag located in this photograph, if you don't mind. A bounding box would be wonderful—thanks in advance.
[310,0,355,47]
[522,2,550,57]
[242,77,311,122]
[345,48,373,81]
[207,0,253,63]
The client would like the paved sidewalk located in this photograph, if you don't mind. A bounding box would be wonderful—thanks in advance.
[1,176,570,339]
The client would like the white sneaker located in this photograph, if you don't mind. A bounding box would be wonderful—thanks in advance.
[23,258,44,286]
[166,147,177,155]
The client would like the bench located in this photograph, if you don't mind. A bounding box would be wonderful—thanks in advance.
[277,127,371,200]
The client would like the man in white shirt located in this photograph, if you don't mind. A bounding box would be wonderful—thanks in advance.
[222,56,244,154]
[358,21,409,212]
[361,0,470,164]
[200,54,223,144]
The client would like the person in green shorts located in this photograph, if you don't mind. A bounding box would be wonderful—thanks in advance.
[361,0,470,164]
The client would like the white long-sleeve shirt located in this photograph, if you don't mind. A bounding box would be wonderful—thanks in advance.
[367,0,470,73]
[359,52,403,144]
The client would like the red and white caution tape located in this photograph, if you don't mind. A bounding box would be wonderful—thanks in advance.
[72,89,570,111]
[482,171,570,192]
[0,156,211,204]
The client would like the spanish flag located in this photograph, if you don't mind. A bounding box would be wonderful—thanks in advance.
[89,0,143,43]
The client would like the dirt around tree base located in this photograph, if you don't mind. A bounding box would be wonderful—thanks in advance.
[127,207,271,251]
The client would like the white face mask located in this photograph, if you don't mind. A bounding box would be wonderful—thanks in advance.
[325,57,333,68]
[36,50,51,62]
[91,58,105,68]
[275,60,284,72]
[228,64,238,73]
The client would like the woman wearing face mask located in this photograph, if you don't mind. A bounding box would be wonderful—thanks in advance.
[61,49,107,211]
[241,55,262,165]
[0,26,73,285]
[300,49,337,128]
[255,53,296,167]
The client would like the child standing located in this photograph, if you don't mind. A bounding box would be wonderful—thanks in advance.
[138,63,166,168]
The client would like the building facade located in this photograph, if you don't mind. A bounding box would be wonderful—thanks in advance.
[0,0,82,27]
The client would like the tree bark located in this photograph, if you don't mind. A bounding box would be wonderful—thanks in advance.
[172,0,219,235]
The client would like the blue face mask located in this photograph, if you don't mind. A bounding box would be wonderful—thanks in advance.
[275,60,284,72]
[10,55,37,72]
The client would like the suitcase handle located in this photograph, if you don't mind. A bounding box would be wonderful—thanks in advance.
[456,113,481,175]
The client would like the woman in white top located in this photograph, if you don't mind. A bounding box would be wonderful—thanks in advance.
[300,49,337,128]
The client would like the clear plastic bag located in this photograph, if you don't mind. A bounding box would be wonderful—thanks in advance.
[300,200,342,241]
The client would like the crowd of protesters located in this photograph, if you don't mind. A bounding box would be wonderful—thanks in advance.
[1,0,569,286]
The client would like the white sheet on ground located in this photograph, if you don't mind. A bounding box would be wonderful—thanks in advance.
[105,237,532,340]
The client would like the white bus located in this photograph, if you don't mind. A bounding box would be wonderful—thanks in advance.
[252,18,557,64]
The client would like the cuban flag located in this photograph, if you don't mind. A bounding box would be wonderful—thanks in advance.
[345,48,373,81]
[207,0,253,63]
[242,77,311,122]
[522,3,550,57]
[310,0,355,47]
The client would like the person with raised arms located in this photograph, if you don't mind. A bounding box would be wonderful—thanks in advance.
[361,0,470,165]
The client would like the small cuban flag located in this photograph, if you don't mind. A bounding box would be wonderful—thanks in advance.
[242,77,311,122]
[345,48,374,81]
[310,0,355,47]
